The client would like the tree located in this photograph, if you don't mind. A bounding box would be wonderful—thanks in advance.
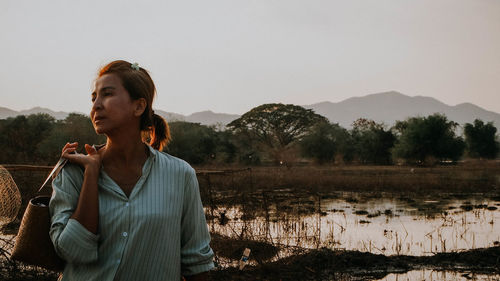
[215,129,238,164]
[300,122,351,164]
[463,119,499,159]
[229,128,262,165]
[38,113,106,164]
[0,114,56,164]
[227,103,328,163]
[166,122,219,165]
[392,114,465,164]
[350,118,396,165]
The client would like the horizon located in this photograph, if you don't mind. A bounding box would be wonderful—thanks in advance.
[3,88,500,117]
[3,91,500,118]
[1,0,499,116]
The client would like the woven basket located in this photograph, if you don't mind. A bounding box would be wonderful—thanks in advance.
[11,196,65,271]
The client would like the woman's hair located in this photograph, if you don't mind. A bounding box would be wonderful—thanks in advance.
[98,60,171,150]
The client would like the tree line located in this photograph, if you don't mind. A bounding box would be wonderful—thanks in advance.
[0,103,498,166]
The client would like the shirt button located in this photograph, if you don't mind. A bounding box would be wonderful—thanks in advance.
[117,259,121,264]
[122,232,128,237]
[125,202,130,207]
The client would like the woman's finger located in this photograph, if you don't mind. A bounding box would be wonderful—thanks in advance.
[62,142,78,153]
[62,147,77,157]
[62,142,70,153]
[85,144,97,155]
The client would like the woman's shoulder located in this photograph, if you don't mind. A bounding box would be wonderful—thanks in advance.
[52,162,85,191]
[152,149,195,173]
[58,162,85,179]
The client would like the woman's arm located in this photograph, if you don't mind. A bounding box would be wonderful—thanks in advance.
[49,142,102,263]
[64,142,102,234]
[180,167,214,277]
[69,165,100,233]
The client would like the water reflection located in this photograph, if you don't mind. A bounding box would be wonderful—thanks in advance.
[379,270,500,281]
[208,191,500,257]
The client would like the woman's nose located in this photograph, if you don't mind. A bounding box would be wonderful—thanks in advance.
[92,97,102,111]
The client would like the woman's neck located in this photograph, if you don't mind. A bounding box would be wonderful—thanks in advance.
[102,134,149,168]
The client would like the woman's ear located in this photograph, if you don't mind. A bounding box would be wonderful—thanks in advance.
[133,98,147,117]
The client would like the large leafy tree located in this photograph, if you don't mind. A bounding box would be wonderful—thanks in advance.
[463,119,499,159]
[227,103,328,163]
[392,114,465,164]
[350,118,396,165]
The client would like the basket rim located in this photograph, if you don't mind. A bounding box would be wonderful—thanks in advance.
[30,196,50,206]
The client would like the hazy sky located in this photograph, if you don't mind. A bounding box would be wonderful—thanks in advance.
[1,0,499,115]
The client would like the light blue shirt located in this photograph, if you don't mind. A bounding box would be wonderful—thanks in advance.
[49,146,214,281]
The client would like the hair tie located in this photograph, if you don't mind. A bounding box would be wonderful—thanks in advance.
[151,110,155,116]
[131,62,140,71]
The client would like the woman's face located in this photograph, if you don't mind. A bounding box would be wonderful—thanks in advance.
[91,73,144,135]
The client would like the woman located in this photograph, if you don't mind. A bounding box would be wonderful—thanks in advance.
[49,60,214,281]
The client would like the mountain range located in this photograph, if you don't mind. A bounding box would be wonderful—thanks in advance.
[0,106,70,120]
[2,91,499,129]
[304,91,500,128]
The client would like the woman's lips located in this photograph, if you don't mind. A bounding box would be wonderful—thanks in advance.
[94,116,105,124]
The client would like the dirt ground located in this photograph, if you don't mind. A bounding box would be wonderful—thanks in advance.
[208,245,500,281]
[1,245,498,281]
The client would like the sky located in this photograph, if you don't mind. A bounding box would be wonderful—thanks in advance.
[1,0,499,116]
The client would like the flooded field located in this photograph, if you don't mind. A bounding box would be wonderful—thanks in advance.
[199,165,500,280]
[206,189,500,280]
[1,164,499,280]
[207,191,500,257]
[381,270,500,281]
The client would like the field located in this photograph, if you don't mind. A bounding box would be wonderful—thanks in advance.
[1,162,500,280]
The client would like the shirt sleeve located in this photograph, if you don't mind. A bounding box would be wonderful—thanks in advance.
[180,167,215,276]
[49,164,100,264]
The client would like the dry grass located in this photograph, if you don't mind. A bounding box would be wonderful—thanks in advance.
[198,162,500,195]
[3,162,499,222]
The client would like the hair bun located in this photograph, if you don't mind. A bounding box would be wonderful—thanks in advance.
[149,114,170,151]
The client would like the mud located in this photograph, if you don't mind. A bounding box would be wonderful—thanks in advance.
[0,235,499,280]
[209,245,500,281]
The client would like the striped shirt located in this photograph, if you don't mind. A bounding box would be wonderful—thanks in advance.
[49,146,214,281]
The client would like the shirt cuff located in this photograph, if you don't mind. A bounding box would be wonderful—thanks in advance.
[182,261,215,276]
[57,219,99,263]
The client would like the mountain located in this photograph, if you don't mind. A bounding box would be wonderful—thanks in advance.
[155,110,186,123]
[185,111,240,126]
[2,92,499,129]
[0,106,70,120]
[155,110,239,127]
[0,107,18,119]
[304,91,500,128]
[0,106,240,127]
[19,107,70,120]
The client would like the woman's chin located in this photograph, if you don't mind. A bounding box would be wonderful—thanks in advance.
[93,126,106,135]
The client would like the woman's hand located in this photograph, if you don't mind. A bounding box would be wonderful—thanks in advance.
[63,142,102,234]
[62,142,102,173]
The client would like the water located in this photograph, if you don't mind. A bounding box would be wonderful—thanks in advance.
[208,191,500,280]
[208,191,500,256]
[379,270,499,281]
[319,194,500,255]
